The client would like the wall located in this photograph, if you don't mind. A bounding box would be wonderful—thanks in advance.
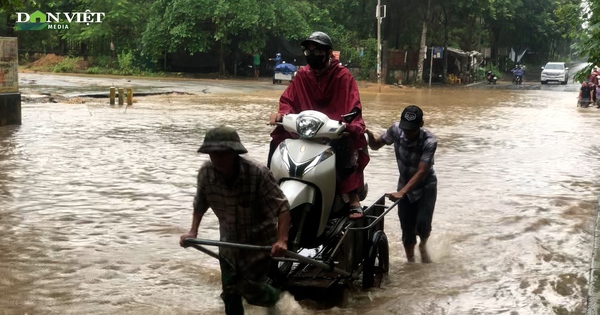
[0,37,20,126]
[0,93,21,126]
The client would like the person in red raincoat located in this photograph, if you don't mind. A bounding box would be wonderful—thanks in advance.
[268,31,369,220]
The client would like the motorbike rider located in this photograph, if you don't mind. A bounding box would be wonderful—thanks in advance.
[578,80,594,108]
[485,70,496,83]
[268,31,369,220]
[269,53,283,66]
[511,65,524,84]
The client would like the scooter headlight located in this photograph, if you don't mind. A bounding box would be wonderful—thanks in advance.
[296,115,324,138]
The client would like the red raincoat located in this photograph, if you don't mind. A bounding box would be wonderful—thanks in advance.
[270,58,369,194]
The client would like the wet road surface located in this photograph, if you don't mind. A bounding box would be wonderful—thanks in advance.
[474,62,589,92]
[18,72,289,98]
[1,72,599,314]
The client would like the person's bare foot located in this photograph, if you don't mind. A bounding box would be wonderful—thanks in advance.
[348,192,363,220]
[404,244,415,263]
[419,244,432,263]
[349,205,364,220]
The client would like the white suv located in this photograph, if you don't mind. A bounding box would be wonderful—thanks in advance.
[541,62,569,85]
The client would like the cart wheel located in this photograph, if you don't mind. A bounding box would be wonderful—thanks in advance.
[269,246,297,285]
[362,230,389,288]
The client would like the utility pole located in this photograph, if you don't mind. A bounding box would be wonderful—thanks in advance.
[417,0,431,85]
[428,47,433,87]
[376,1,386,89]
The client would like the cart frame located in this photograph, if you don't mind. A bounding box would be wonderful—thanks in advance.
[183,194,398,293]
[273,71,294,84]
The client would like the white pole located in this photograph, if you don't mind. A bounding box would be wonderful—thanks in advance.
[377,0,381,88]
[428,47,433,87]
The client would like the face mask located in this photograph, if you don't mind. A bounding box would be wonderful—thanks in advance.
[306,54,327,70]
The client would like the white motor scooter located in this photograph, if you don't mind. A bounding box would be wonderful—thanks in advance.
[186,110,390,289]
[270,109,368,257]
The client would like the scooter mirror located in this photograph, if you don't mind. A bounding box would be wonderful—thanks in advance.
[340,107,361,123]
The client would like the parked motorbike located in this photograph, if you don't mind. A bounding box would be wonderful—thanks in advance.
[269,109,369,273]
[236,60,254,77]
[485,71,497,84]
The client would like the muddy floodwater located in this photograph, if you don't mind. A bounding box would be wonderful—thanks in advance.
[1,75,600,315]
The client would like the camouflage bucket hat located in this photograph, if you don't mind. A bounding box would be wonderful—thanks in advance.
[197,125,248,154]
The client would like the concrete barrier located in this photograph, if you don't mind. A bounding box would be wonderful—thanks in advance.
[109,87,115,106]
[118,88,124,106]
[0,93,22,126]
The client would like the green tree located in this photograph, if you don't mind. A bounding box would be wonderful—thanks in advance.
[554,0,584,60]
[63,0,150,53]
[0,0,37,36]
[573,0,599,81]
[0,0,581,80]
[142,0,322,75]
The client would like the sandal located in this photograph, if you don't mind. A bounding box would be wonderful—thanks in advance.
[349,206,364,220]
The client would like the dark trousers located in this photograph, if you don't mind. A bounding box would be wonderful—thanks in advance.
[397,183,437,246]
[219,257,280,315]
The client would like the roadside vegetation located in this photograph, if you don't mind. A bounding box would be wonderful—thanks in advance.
[0,0,590,82]
[20,53,167,77]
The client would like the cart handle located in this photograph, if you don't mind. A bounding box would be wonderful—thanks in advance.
[183,238,358,279]
[187,244,219,260]
[347,196,400,231]
[183,238,356,279]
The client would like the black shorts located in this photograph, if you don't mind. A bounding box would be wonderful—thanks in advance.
[397,182,437,245]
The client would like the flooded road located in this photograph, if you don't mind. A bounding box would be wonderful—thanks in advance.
[1,73,600,315]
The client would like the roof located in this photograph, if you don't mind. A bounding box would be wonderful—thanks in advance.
[446,47,481,58]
